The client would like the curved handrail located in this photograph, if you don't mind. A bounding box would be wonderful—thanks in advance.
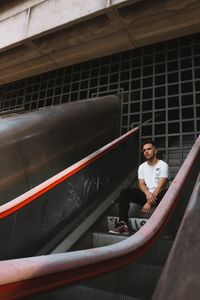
[0,135,199,299]
[153,173,200,300]
[0,126,139,219]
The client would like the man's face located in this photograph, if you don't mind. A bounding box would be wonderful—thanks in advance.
[142,143,157,160]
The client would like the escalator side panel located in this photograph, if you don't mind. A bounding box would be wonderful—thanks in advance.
[0,95,120,205]
[0,122,139,260]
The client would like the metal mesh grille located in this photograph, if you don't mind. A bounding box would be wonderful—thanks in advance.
[0,33,200,175]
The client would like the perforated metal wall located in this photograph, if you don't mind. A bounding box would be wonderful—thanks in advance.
[0,33,199,176]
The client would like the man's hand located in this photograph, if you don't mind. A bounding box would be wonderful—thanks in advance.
[141,202,151,213]
[145,191,157,205]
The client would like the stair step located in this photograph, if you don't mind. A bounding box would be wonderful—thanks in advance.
[107,216,150,232]
[82,261,162,299]
[30,284,143,300]
[106,215,175,240]
[93,232,128,247]
[106,202,155,221]
[52,285,143,300]
[129,203,156,218]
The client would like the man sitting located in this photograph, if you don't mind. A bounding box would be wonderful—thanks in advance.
[109,139,169,234]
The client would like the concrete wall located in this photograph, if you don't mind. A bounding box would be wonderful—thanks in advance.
[0,0,200,84]
[0,0,129,49]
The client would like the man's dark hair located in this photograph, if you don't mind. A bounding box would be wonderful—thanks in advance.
[142,139,157,148]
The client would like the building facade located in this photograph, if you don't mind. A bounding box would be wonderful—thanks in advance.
[0,0,200,177]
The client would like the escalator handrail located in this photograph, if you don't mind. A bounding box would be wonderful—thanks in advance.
[0,126,139,219]
[152,173,200,299]
[0,136,199,299]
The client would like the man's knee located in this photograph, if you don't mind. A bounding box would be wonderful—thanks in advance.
[120,188,129,198]
[120,188,138,199]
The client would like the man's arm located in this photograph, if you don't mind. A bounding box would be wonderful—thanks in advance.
[139,178,168,213]
[139,179,157,205]
[153,177,168,198]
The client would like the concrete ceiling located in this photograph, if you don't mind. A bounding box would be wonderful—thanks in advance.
[0,0,200,85]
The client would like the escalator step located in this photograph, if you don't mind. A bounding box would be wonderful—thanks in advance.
[93,232,128,247]
[48,285,143,300]
[30,263,160,300]
[107,215,175,241]
[107,216,149,232]
[81,261,162,299]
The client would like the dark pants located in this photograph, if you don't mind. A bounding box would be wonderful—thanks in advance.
[119,188,167,223]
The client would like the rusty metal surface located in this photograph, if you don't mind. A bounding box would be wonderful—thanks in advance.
[0,136,199,300]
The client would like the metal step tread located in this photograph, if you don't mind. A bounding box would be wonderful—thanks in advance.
[30,284,144,300]
[53,284,144,300]
[107,216,150,232]
[93,231,129,247]
[82,262,162,299]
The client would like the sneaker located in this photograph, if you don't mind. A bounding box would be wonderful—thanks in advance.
[109,221,129,235]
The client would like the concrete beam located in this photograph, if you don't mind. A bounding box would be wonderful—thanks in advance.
[0,0,200,84]
[0,0,134,49]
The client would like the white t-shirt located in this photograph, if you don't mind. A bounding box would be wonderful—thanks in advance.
[138,160,169,193]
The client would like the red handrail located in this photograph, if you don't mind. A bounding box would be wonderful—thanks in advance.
[0,135,199,300]
[0,126,139,219]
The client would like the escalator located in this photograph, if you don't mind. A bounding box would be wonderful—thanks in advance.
[0,124,199,299]
[35,136,198,300]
